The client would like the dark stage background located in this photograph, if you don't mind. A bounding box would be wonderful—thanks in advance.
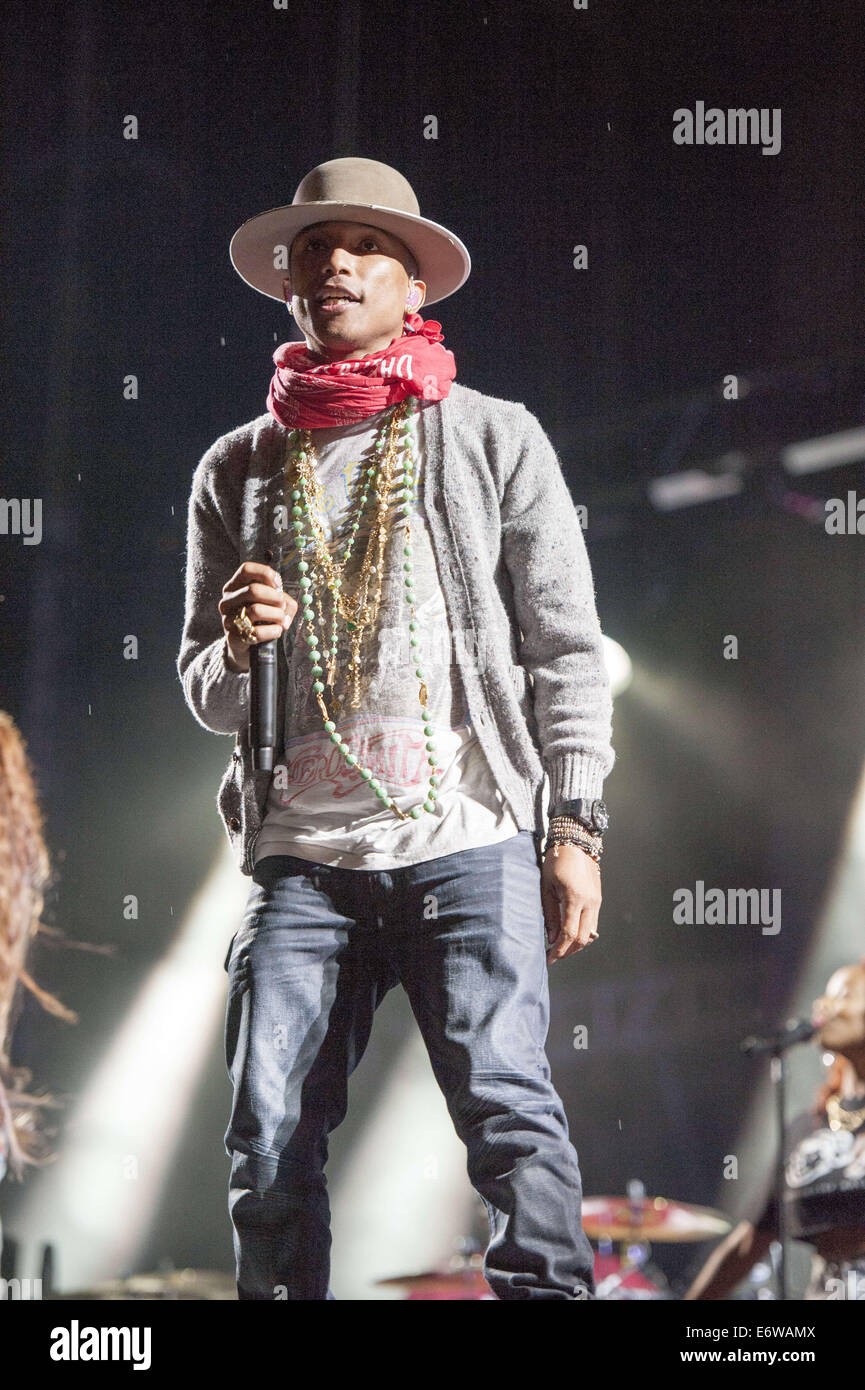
[2,0,864,1297]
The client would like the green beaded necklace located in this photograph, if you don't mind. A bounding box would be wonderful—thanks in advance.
[285,396,440,824]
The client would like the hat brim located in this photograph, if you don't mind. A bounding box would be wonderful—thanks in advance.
[229,202,471,308]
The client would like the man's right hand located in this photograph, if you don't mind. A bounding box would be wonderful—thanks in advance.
[218,562,298,673]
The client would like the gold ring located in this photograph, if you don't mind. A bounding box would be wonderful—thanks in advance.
[233,606,256,643]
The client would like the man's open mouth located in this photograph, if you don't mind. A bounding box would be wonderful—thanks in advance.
[317,296,358,312]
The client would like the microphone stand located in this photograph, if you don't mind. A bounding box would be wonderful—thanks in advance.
[770,1049,789,1302]
[740,1019,815,1302]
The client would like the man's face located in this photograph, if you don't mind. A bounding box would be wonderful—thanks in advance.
[282,219,425,362]
[813,965,865,1055]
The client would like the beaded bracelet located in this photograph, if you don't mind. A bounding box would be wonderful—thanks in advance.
[544,816,604,864]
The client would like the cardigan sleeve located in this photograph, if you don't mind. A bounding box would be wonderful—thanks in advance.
[499,405,615,806]
[176,443,251,736]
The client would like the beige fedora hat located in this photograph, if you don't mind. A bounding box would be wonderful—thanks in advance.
[229,156,471,308]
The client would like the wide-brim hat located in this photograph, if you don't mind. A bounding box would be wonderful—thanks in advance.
[229,157,471,308]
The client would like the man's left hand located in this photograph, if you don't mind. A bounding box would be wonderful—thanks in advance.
[540,842,602,964]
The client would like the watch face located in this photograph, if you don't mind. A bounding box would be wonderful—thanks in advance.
[592,801,609,831]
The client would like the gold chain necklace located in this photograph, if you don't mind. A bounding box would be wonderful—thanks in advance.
[283,398,440,823]
[290,403,405,711]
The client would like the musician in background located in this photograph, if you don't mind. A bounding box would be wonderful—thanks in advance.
[0,712,77,1253]
[685,956,865,1300]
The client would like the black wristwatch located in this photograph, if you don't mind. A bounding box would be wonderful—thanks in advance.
[549,798,609,835]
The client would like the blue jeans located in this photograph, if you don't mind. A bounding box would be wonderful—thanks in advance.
[223,829,595,1300]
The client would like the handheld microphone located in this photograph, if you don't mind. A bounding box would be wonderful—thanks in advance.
[249,639,277,771]
[740,1017,816,1057]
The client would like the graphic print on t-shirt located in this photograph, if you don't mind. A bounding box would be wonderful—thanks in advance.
[786,1124,865,1189]
[754,1108,865,1241]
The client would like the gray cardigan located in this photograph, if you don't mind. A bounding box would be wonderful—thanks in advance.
[177,381,615,874]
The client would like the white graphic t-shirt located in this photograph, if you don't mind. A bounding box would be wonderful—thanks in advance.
[252,399,521,870]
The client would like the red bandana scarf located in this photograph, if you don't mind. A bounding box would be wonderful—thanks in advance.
[266,312,456,429]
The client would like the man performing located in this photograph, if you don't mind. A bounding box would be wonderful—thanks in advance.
[177,157,615,1300]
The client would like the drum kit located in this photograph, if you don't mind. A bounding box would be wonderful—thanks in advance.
[376,1186,732,1300]
[40,1186,732,1300]
[582,1189,731,1300]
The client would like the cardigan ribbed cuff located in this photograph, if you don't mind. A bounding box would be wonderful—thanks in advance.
[546,752,609,811]
[181,635,249,735]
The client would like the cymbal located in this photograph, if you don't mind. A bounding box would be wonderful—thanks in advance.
[582,1196,731,1243]
[47,1268,237,1300]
